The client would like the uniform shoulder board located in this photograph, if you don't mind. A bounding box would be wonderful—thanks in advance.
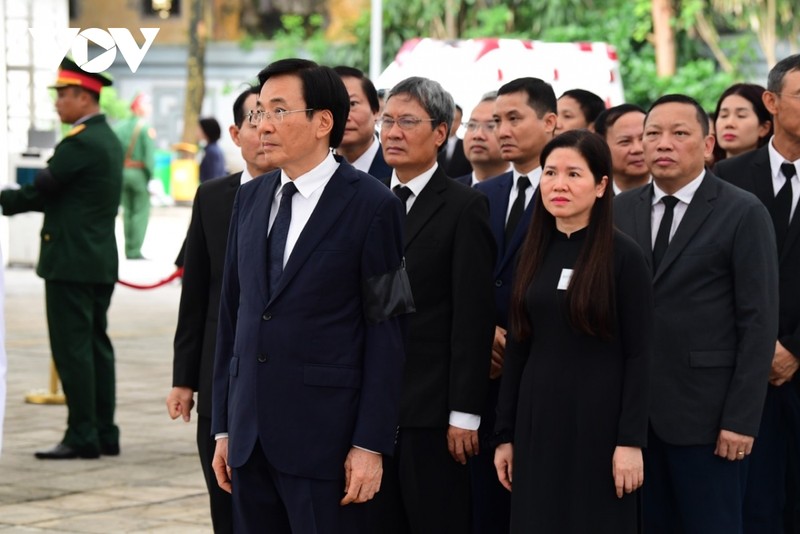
[66,124,86,137]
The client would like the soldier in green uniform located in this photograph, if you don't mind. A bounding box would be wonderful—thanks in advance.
[114,94,155,259]
[0,58,123,459]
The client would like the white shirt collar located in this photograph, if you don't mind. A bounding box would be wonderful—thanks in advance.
[240,167,254,185]
[513,166,542,190]
[390,162,439,199]
[350,136,380,174]
[279,152,339,199]
[652,170,705,206]
[768,137,800,181]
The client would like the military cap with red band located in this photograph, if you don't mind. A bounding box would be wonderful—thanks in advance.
[49,57,113,94]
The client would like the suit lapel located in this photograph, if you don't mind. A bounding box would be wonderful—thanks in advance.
[748,148,776,208]
[653,175,716,283]
[245,174,279,305]
[632,184,655,273]
[487,173,513,255]
[497,185,536,274]
[404,168,447,247]
[268,166,356,304]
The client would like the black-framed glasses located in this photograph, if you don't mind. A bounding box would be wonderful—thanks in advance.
[247,108,315,125]
[376,116,437,131]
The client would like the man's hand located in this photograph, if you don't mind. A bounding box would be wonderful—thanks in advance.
[490,326,507,379]
[447,425,479,465]
[769,341,799,386]
[494,442,513,492]
[340,447,382,505]
[212,438,232,493]
[166,386,195,422]
[714,429,754,461]
[612,446,643,498]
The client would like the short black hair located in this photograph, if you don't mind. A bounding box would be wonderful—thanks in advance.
[593,103,646,139]
[257,58,349,148]
[232,85,260,128]
[199,117,222,143]
[333,66,380,113]
[497,77,557,118]
[560,89,606,125]
[646,94,709,136]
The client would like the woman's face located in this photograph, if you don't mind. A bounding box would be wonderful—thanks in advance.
[715,94,771,157]
[541,147,607,231]
[555,96,588,135]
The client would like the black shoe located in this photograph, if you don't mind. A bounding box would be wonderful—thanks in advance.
[100,442,120,456]
[34,443,100,460]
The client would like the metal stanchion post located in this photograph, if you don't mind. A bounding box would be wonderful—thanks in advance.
[24,360,66,404]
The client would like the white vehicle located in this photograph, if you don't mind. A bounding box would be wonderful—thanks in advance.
[375,38,625,120]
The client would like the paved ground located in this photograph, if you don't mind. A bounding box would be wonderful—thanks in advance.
[0,206,217,533]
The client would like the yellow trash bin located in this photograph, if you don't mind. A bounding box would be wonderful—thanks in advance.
[170,142,199,203]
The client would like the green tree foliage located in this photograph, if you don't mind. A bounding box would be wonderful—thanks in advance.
[263,0,787,109]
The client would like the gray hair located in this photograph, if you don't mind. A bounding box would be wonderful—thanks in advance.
[387,77,455,137]
[767,54,800,94]
[479,90,498,103]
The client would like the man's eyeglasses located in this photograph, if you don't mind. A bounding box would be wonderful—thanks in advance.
[376,116,437,131]
[247,108,315,125]
[464,121,497,133]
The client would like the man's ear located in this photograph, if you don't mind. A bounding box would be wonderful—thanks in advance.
[229,125,241,148]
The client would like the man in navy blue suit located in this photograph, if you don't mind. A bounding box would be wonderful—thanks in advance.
[211,59,413,534]
[472,77,557,534]
[333,66,392,180]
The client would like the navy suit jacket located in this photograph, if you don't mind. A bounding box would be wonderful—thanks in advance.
[475,171,535,328]
[212,158,408,480]
[453,173,473,187]
[614,174,779,444]
[368,144,393,180]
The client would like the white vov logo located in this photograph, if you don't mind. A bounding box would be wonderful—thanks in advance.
[28,28,160,74]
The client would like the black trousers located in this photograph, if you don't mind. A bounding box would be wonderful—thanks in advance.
[367,427,471,534]
[197,415,233,534]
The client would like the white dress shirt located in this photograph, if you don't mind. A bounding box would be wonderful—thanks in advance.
[768,138,800,220]
[505,166,541,223]
[268,152,339,268]
[650,171,705,247]
[350,135,381,174]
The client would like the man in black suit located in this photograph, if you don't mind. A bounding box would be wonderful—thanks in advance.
[453,92,509,187]
[438,103,473,178]
[333,66,392,180]
[167,85,270,533]
[368,76,495,533]
[714,54,800,533]
[614,94,779,532]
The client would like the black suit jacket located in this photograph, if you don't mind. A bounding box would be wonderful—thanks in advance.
[173,172,241,417]
[391,167,496,427]
[614,173,779,444]
[715,146,800,392]
[438,138,473,178]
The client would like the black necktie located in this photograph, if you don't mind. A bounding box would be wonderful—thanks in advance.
[505,175,531,245]
[267,182,298,296]
[774,163,796,250]
[393,185,413,210]
[652,195,679,272]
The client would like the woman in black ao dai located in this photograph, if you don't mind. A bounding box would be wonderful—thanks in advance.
[494,131,653,533]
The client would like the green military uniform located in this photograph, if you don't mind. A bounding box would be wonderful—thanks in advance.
[0,61,123,457]
[114,115,155,259]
